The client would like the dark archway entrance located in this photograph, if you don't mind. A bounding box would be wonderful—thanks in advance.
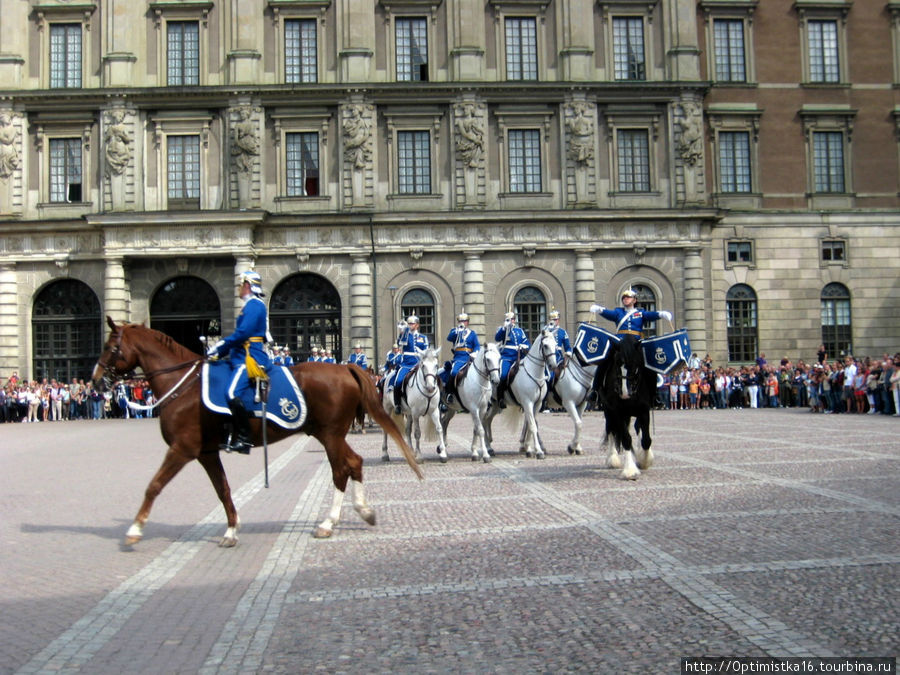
[150,276,221,355]
[32,279,101,382]
[270,273,342,362]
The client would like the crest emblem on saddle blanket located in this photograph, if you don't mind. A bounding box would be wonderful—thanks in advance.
[641,329,692,375]
[201,363,308,430]
[573,323,620,366]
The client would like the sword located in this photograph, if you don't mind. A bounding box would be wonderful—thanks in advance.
[259,379,270,488]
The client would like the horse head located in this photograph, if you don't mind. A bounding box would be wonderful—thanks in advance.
[92,316,138,388]
[418,346,440,395]
[538,328,558,370]
[482,343,502,385]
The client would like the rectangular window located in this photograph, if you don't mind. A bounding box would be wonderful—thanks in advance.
[719,131,751,193]
[613,17,645,80]
[808,20,839,83]
[617,129,650,192]
[49,138,82,203]
[822,240,845,262]
[167,21,200,86]
[713,19,745,82]
[508,129,541,193]
[727,241,753,263]
[286,132,319,196]
[285,19,317,83]
[396,17,428,81]
[813,131,844,193]
[505,17,537,80]
[397,130,431,194]
[50,24,82,88]
[167,135,200,208]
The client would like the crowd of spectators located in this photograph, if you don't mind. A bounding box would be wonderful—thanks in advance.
[0,373,156,423]
[655,349,900,416]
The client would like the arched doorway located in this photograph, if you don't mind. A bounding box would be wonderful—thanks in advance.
[33,279,101,382]
[150,276,221,355]
[270,273,342,362]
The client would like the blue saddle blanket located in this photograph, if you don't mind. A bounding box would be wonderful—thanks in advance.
[573,323,620,366]
[201,362,307,430]
[641,329,692,375]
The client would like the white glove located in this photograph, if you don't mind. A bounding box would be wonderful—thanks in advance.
[206,340,224,359]
[660,311,673,322]
[504,319,510,326]
[519,343,529,351]
[590,304,604,314]
[397,321,407,331]
[458,324,465,331]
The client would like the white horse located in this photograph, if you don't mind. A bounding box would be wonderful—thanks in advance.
[381,347,446,464]
[546,357,596,455]
[486,329,558,459]
[440,342,502,463]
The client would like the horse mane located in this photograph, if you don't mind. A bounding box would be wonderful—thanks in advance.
[123,323,200,361]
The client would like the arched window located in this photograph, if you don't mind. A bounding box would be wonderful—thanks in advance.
[150,276,221,355]
[726,284,757,363]
[400,288,435,346]
[270,274,342,361]
[632,284,659,338]
[513,285,547,339]
[821,283,851,357]
[33,279,101,382]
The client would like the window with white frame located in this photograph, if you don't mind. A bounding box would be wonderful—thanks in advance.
[505,17,537,80]
[49,138,82,203]
[396,17,428,81]
[167,135,201,209]
[612,16,645,80]
[50,24,82,88]
[616,129,650,192]
[286,132,319,196]
[708,105,762,199]
[719,130,751,193]
[796,2,850,84]
[285,19,317,83]
[700,1,757,84]
[821,282,851,357]
[800,107,854,199]
[508,129,542,193]
[167,21,200,85]
[397,130,431,194]
[726,240,754,265]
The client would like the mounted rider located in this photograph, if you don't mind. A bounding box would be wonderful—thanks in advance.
[545,308,572,391]
[206,270,272,454]
[589,289,672,399]
[441,312,480,405]
[494,310,530,408]
[389,315,429,414]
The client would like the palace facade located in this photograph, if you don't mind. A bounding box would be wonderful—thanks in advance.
[0,0,898,380]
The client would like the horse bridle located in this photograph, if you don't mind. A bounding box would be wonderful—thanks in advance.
[469,349,500,391]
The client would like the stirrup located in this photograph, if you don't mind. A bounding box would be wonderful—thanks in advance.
[221,438,252,454]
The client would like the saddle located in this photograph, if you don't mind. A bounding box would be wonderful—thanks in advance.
[202,362,307,430]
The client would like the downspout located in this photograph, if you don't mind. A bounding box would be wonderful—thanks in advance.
[369,216,380,371]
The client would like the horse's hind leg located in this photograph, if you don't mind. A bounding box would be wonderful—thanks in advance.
[197,451,240,547]
[125,448,191,545]
[634,411,654,470]
[619,421,641,480]
[315,436,372,539]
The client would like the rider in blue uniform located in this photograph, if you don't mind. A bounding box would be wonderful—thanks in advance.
[441,312,480,405]
[307,346,320,362]
[390,315,429,414]
[589,288,672,399]
[207,270,272,454]
[281,347,294,367]
[545,308,572,389]
[348,343,368,370]
[494,311,530,408]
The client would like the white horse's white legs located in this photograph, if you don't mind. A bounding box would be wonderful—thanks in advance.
[125,521,144,544]
[352,479,376,526]
[634,446,654,470]
[220,515,241,547]
[314,487,345,538]
[621,450,641,480]
[605,435,622,469]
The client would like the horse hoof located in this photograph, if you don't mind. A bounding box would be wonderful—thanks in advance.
[357,507,376,526]
[381,455,390,463]
[219,536,238,548]
[567,445,575,455]
[482,455,492,463]
[536,453,545,460]
[124,535,141,546]
[416,455,425,465]
[471,455,478,462]
[313,526,333,539]
[439,455,448,464]
[487,448,495,457]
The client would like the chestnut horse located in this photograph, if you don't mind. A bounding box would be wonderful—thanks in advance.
[92,317,422,545]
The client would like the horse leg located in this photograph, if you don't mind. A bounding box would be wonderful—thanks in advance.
[432,407,448,463]
[412,416,424,464]
[196,451,240,547]
[125,448,191,545]
[564,398,583,455]
[523,404,544,459]
[619,418,641,480]
[470,409,491,463]
[381,393,393,462]
[315,436,368,538]
[634,410,654,470]
[603,414,622,469]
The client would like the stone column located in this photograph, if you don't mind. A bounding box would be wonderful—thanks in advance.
[338,0,375,81]
[350,254,373,357]
[232,256,254,333]
[228,0,262,83]
[463,252,485,338]
[558,0,593,80]
[574,250,596,324]
[449,0,485,80]
[0,263,19,375]
[683,248,706,356]
[104,257,129,324]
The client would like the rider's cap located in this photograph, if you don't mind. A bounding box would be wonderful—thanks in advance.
[239,270,264,296]
[457,312,469,322]
[311,346,319,352]
[406,314,419,324]
[504,311,515,321]
[549,309,560,320]
[621,288,637,299]
[354,343,362,349]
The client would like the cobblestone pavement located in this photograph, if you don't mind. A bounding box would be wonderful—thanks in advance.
[2,408,897,674]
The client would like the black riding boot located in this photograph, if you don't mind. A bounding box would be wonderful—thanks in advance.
[393,386,403,415]
[221,398,253,454]
[496,381,507,409]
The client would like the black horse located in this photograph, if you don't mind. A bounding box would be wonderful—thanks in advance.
[593,335,656,480]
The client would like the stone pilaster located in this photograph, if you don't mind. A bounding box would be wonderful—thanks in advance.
[0,263,19,375]
[463,252,485,338]
[232,256,254,333]
[338,0,375,81]
[683,248,706,356]
[558,0,593,80]
[449,0,485,80]
[575,250,596,324]
[104,257,129,323]
[350,254,373,357]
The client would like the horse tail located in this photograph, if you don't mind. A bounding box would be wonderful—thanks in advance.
[347,364,424,480]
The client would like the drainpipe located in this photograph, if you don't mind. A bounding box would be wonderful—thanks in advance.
[369,216,380,371]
